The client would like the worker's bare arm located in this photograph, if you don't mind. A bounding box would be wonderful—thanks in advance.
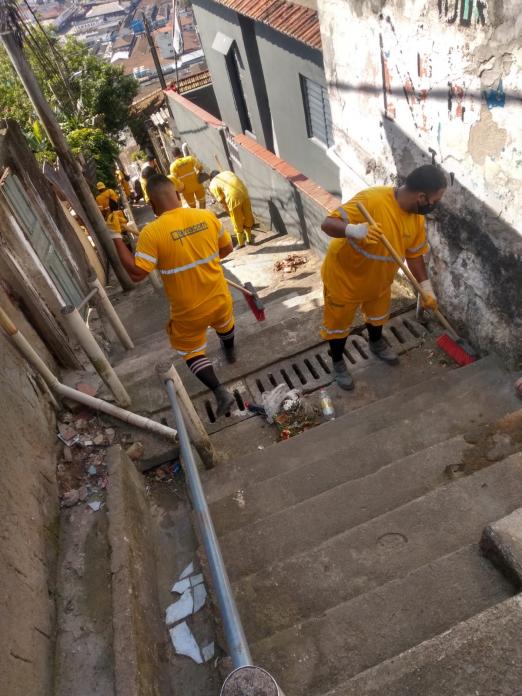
[113,239,149,282]
[219,242,233,260]
[406,255,429,283]
[321,216,348,238]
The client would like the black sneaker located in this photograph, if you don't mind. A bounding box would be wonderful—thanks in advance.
[223,344,236,364]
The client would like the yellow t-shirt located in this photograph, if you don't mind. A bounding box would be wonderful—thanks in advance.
[96,188,119,212]
[134,208,232,321]
[209,171,249,209]
[322,186,428,301]
[169,156,202,193]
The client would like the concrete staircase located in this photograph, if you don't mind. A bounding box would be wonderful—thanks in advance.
[203,355,522,695]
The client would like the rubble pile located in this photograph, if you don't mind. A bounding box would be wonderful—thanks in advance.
[274,253,308,274]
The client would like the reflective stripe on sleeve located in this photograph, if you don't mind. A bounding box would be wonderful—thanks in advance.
[160,251,219,275]
[406,240,429,254]
[218,225,225,238]
[347,239,395,263]
[135,251,158,264]
[335,206,349,222]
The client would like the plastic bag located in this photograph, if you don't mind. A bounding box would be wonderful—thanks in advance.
[261,384,297,423]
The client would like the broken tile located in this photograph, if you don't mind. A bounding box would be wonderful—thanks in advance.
[192,583,207,613]
[165,588,193,624]
[190,574,204,587]
[201,642,215,663]
[169,622,202,664]
[171,578,191,594]
[179,562,194,579]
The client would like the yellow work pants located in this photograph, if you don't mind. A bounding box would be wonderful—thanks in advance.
[230,197,254,245]
[182,184,206,209]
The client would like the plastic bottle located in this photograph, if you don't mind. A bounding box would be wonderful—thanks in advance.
[319,388,335,420]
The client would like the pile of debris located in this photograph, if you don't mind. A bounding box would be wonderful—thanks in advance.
[56,410,145,510]
[274,253,308,274]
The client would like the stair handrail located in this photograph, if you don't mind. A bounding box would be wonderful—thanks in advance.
[157,362,253,669]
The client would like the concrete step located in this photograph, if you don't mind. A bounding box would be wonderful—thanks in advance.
[205,356,517,504]
[218,436,471,579]
[322,593,522,696]
[231,454,522,643]
[252,543,514,696]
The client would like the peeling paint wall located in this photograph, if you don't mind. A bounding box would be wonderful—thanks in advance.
[318,0,522,365]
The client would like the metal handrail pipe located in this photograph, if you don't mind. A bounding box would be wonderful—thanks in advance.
[163,377,252,669]
[76,286,99,312]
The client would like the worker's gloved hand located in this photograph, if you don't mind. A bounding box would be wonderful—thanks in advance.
[366,222,384,245]
[344,222,369,240]
[419,279,438,311]
[106,212,122,240]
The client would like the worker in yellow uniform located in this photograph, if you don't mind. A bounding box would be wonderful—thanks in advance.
[209,169,255,248]
[320,164,446,390]
[95,182,119,217]
[110,173,236,417]
[169,147,206,208]
[139,165,155,204]
[115,168,132,199]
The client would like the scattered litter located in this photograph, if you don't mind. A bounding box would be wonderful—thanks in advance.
[87,465,97,476]
[192,583,207,612]
[190,573,204,587]
[166,588,193,624]
[78,485,88,502]
[274,253,308,274]
[82,439,94,448]
[171,578,191,594]
[105,427,116,444]
[232,490,246,509]
[93,434,105,446]
[169,622,202,664]
[201,642,215,663]
[87,501,103,512]
[63,446,73,462]
[57,432,80,447]
[179,562,194,579]
[259,384,319,440]
[257,445,264,450]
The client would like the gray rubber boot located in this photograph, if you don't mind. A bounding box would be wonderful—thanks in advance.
[369,337,399,365]
[332,360,354,391]
[214,385,235,417]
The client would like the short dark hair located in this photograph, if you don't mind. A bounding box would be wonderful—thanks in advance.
[405,165,447,194]
[209,170,219,179]
[173,147,183,158]
[146,173,175,197]
[141,165,155,180]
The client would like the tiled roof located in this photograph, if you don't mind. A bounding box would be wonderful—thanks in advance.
[210,0,321,50]
[177,70,212,94]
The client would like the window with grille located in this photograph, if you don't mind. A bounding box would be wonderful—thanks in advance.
[300,75,334,147]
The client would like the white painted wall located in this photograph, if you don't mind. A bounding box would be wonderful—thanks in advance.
[318,0,522,364]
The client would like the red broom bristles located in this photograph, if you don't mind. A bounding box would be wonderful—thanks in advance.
[243,291,265,321]
[437,334,476,366]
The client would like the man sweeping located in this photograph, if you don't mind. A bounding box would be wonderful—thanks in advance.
[111,173,236,417]
[169,147,206,208]
[320,164,446,390]
[209,169,255,248]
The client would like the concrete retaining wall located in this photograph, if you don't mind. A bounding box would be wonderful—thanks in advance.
[166,90,340,249]
[0,290,58,696]
[318,0,522,366]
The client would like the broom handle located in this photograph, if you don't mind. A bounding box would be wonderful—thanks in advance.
[226,278,255,297]
[356,203,459,340]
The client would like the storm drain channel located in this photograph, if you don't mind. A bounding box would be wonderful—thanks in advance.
[194,311,431,431]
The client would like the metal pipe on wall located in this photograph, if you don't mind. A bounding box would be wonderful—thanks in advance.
[60,304,131,407]
[87,276,135,351]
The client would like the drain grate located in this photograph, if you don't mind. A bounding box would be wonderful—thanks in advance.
[246,310,430,399]
[193,380,252,433]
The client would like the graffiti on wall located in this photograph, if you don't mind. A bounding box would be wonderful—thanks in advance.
[437,0,487,27]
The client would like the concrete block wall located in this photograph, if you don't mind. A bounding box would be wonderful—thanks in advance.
[318,0,522,366]
[0,290,58,696]
[166,89,340,250]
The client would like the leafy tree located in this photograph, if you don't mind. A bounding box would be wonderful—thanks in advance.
[0,29,138,136]
[67,127,119,186]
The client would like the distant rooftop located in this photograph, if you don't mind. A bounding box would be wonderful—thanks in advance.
[86,2,127,18]
[209,0,321,50]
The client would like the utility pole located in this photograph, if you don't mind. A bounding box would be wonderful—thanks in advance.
[142,12,167,90]
[0,12,134,291]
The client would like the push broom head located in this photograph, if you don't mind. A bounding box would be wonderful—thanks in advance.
[436,333,476,366]
[243,281,266,321]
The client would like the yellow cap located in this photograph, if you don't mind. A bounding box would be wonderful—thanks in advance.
[96,181,106,190]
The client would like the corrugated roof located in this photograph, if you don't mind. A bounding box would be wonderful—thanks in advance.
[210,0,321,50]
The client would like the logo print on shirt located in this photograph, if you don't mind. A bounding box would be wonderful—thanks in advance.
[170,221,208,244]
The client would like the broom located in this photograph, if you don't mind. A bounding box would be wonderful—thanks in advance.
[226,278,266,321]
[356,202,477,366]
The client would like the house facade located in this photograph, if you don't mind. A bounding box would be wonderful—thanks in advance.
[191,0,340,195]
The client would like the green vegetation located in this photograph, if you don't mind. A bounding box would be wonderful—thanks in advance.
[0,28,139,182]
